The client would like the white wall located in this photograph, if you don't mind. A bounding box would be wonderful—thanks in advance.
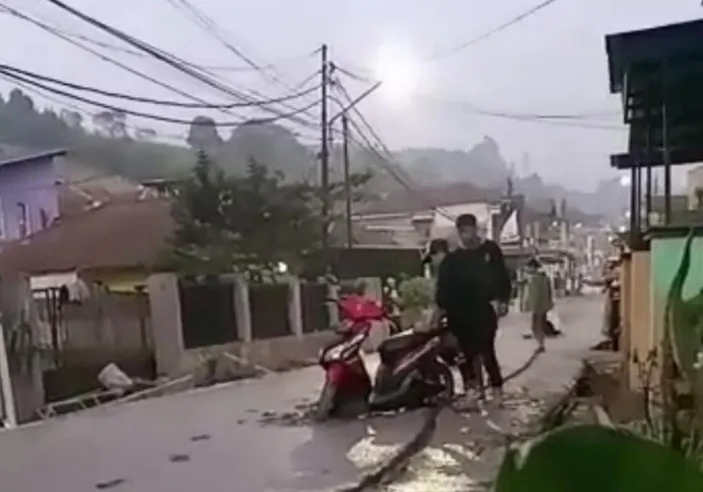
[355,201,499,247]
[430,203,495,241]
[687,164,703,210]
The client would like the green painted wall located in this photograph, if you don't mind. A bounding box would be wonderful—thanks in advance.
[650,233,703,341]
[651,235,703,301]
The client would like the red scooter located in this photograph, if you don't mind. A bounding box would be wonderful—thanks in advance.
[315,294,388,420]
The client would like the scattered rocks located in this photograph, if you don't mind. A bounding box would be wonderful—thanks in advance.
[190,434,211,442]
[258,403,317,426]
[169,453,191,463]
[95,478,127,489]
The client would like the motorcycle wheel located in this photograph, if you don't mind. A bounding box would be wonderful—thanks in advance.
[314,382,337,421]
[423,363,454,405]
[435,363,455,402]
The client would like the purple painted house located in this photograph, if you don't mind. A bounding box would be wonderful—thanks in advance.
[0,149,67,242]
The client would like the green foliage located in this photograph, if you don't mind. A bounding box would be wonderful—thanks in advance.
[398,276,434,310]
[169,152,321,274]
[495,424,703,492]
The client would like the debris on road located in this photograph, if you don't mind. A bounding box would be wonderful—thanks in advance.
[97,363,134,394]
[94,478,127,490]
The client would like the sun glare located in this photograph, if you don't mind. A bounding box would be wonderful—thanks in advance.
[372,44,419,103]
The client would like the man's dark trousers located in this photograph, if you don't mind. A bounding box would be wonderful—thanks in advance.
[448,303,503,391]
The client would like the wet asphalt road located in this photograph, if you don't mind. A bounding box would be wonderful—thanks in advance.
[0,295,604,492]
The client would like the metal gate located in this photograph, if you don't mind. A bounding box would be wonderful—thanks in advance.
[301,282,329,332]
[178,276,239,349]
[249,283,291,339]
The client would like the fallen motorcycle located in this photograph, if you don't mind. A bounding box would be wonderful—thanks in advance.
[315,295,454,420]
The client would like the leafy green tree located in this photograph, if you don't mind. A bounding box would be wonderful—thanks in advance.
[169,152,322,274]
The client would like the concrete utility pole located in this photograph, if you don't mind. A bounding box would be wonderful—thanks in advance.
[319,44,330,267]
[342,114,353,249]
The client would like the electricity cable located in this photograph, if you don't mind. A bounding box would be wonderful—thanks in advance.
[0,68,320,127]
[42,0,321,128]
[0,63,320,109]
[426,0,559,62]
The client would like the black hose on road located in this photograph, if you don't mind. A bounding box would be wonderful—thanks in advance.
[338,347,544,491]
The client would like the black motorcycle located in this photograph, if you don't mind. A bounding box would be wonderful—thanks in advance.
[368,327,455,411]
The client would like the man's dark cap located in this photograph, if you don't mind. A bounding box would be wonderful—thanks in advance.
[455,213,477,228]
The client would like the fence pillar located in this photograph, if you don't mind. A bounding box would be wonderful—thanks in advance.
[147,273,184,377]
[326,282,340,326]
[288,277,303,338]
[233,275,252,342]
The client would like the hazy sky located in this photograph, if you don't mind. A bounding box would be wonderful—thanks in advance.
[1,0,702,191]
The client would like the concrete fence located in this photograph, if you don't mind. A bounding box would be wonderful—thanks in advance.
[147,274,384,378]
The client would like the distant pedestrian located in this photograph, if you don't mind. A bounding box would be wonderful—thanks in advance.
[525,257,554,353]
[382,277,402,333]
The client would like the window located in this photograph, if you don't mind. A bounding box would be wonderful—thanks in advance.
[17,202,29,238]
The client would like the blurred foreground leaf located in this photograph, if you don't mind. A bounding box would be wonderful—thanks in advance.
[494,425,703,492]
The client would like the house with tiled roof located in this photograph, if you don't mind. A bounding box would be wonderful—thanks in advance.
[349,181,523,248]
[0,195,173,292]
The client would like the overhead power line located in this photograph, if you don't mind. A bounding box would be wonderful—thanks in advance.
[164,0,287,86]
[0,2,315,126]
[0,68,320,127]
[0,64,320,109]
[0,7,317,72]
[427,0,559,61]
[42,0,321,128]
[0,2,238,114]
[167,0,321,92]
[330,80,454,219]
[418,95,625,131]
[344,113,455,221]
[0,72,188,143]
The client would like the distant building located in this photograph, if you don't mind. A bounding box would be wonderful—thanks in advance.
[349,181,523,249]
[0,148,67,242]
[0,145,138,244]
[0,197,173,292]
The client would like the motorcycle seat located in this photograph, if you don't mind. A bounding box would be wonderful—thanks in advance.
[378,329,436,356]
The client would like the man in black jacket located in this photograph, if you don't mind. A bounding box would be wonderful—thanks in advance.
[435,213,512,408]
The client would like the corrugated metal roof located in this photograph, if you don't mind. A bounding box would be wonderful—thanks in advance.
[0,147,67,168]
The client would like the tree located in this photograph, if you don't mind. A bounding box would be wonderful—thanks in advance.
[7,88,34,113]
[169,149,237,272]
[187,116,222,151]
[169,153,321,274]
[221,122,313,180]
[59,109,83,129]
[93,110,127,138]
